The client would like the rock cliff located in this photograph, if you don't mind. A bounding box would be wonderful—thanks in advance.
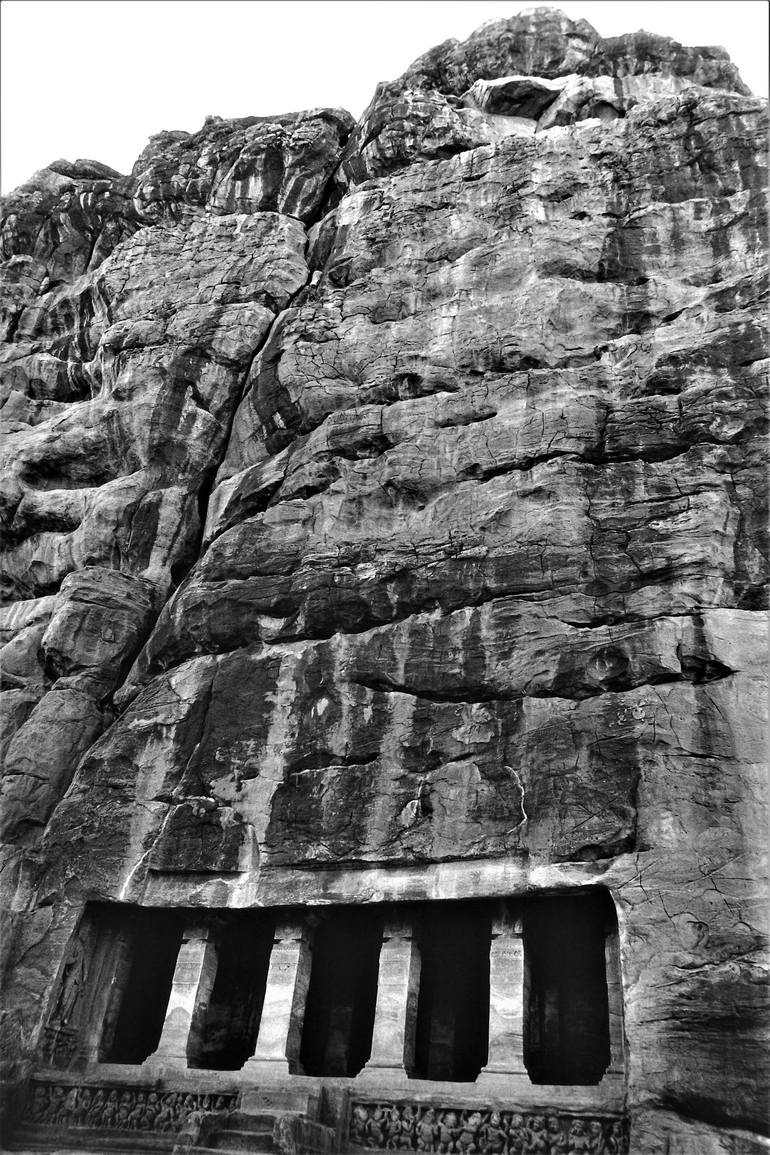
[0,9,767,1153]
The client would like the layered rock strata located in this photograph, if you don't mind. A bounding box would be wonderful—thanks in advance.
[0,10,767,1154]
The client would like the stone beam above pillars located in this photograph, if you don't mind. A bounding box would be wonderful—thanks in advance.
[145,924,218,1067]
[359,917,421,1083]
[477,903,529,1092]
[243,919,312,1078]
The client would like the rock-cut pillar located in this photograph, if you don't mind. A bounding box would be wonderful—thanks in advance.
[359,918,421,1082]
[477,905,529,1091]
[147,924,218,1065]
[244,919,312,1077]
[605,929,626,1075]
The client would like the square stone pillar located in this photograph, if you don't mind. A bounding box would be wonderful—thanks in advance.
[83,927,135,1065]
[243,919,312,1078]
[148,924,218,1065]
[358,917,420,1082]
[605,930,625,1074]
[477,906,529,1091]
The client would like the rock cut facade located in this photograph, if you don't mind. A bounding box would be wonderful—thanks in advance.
[0,9,767,1155]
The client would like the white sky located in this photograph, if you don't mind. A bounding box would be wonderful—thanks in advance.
[1,0,768,194]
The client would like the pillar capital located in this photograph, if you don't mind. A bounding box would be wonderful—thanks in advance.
[381,917,415,941]
[490,905,523,937]
[180,923,213,943]
[273,919,310,944]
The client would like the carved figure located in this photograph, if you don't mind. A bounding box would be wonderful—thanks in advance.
[39,1085,56,1123]
[566,1120,590,1154]
[50,1086,61,1121]
[386,1104,404,1149]
[45,1085,63,1122]
[154,1095,177,1132]
[127,1091,148,1130]
[456,1111,483,1154]
[66,1088,81,1124]
[586,1121,606,1154]
[71,1087,92,1126]
[546,1115,568,1155]
[397,1106,418,1149]
[367,1105,388,1148]
[143,1091,160,1130]
[168,1093,183,1126]
[437,1110,458,1153]
[526,1115,549,1154]
[66,1086,78,1121]
[51,1085,70,1122]
[481,1110,507,1154]
[116,1090,132,1130]
[101,1089,118,1127]
[54,931,88,1026]
[416,1107,438,1152]
[352,1103,370,1146]
[43,1086,54,1121]
[508,1113,527,1155]
[87,1088,105,1124]
[30,1085,49,1122]
[605,1121,625,1155]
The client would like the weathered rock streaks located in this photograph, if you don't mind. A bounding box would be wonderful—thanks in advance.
[0,10,767,1153]
[0,112,356,848]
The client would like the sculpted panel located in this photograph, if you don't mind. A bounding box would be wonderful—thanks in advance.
[349,1103,628,1155]
[26,1081,236,1132]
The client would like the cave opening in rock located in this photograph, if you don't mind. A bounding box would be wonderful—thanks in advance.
[523,890,612,1085]
[299,907,383,1077]
[413,901,491,1082]
[99,911,184,1065]
[188,913,275,1071]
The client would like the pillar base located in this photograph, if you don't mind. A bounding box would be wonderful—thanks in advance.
[241,1057,295,1080]
[139,1055,187,1079]
[357,1063,412,1086]
[475,1067,532,1094]
[241,1085,320,1117]
[600,1068,627,1090]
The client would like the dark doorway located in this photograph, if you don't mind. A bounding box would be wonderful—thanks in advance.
[188,914,275,1070]
[413,902,490,1082]
[299,908,382,1077]
[100,911,184,1064]
[523,891,611,1085]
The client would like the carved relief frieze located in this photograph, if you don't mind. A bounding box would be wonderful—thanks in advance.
[26,1082,236,1132]
[349,1102,628,1155]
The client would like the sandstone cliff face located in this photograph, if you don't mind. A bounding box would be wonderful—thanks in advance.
[0,10,767,1154]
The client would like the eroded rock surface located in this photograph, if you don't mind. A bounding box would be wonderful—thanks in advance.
[0,111,353,846]
[0,10,767,1154]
